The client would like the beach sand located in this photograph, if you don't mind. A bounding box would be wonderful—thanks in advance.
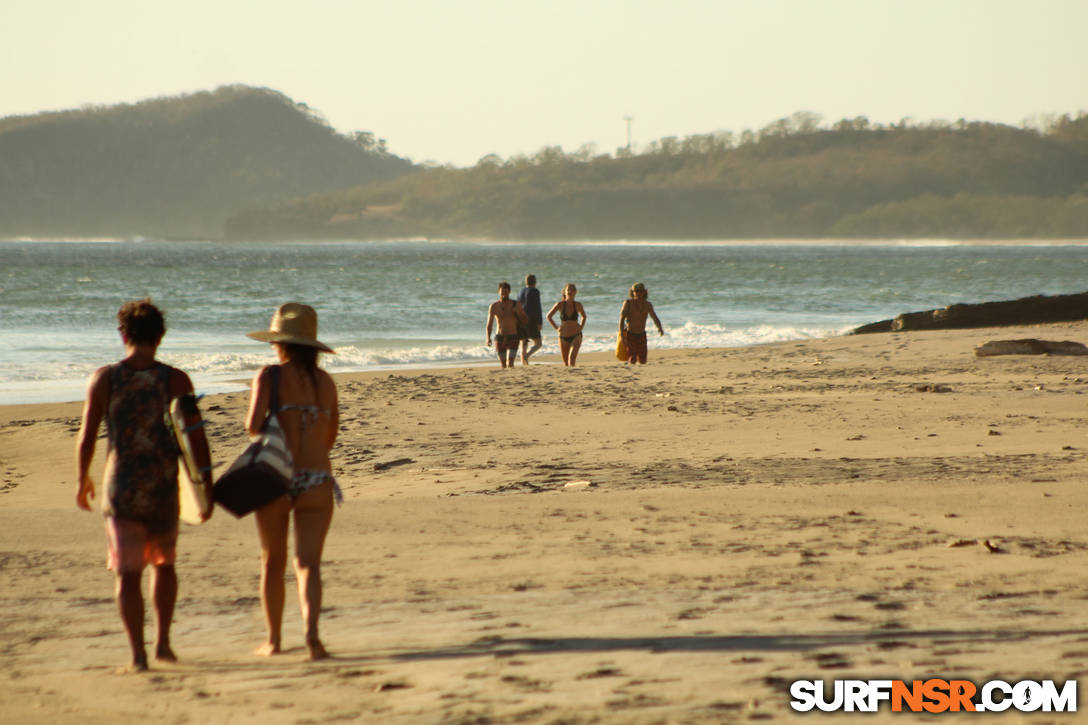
[3,322,1088,723]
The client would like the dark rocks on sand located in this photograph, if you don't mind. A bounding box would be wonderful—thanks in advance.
[851,291,1088,334]
[974,339,1088,356]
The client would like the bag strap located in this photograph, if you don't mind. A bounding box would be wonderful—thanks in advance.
[267,365,282,415]
[256,365,284,435]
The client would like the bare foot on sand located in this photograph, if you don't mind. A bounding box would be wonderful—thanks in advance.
[254,641,282,656]
[155,644,177,662]
[306,637,330,661]
[117,654,149,674]
[115,664,149,675]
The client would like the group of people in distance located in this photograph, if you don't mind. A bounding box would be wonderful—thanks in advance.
[76,300,339,670]
[486,275,665,368]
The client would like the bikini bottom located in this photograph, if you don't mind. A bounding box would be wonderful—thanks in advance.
[289,469,344,506]
[560,332,583,344]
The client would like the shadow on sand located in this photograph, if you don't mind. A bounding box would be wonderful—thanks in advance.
[167,628,1088,674]
[378,628,1088,663]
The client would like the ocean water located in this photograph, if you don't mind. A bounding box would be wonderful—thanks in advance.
[2,239,1087,404]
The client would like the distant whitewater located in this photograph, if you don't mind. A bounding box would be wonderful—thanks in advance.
[2,239,1086,404]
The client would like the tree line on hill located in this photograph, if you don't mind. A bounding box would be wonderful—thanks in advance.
[0,85,414,238]
[2,85,1086,241]
[225,110,1088,241]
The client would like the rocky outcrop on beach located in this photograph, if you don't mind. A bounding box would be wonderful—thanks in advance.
[852,291,1088,334]
[974,339,1088,356]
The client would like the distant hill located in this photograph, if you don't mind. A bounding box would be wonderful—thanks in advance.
[0,85,416,238]
[225,112,1088,241]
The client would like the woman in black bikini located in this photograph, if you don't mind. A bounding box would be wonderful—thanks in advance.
[245,303,339,660]
[546,283,587,367]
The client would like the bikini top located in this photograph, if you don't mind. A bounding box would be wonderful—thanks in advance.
[268,365,330,433]
[279,403,331,431]
[560,300,579,321]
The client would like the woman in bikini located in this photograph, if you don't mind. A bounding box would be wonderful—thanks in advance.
[546,283,587,367]
[245,303,340,660]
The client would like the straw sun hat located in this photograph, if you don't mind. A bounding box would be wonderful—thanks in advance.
[246,302,334,353]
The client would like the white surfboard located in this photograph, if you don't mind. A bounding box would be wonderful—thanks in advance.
[166,397,213,524]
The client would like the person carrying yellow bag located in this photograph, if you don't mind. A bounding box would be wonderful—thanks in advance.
[619,282,664,364]
[615,331,628,361]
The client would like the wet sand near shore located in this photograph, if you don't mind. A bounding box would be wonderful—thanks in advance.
[3,322,1088,723]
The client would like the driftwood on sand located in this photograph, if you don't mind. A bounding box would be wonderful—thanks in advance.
[852,291,1088,334]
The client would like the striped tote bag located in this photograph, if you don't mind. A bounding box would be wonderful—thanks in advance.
[213,367,293,517]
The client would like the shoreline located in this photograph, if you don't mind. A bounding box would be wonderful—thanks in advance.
[6,238,1088,409]
[1,336,846,408]
[0,347,698,412]
[5,236,1088,246]
[3,321,1088,722]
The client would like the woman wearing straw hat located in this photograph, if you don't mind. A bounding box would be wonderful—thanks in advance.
[245,303,339,660]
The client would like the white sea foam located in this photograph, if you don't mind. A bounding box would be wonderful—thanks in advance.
[0,322,850,405]
[164,351,270,376]
[320,344,492,372]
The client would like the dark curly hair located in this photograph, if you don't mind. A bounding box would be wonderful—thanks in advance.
[117,298,166,345]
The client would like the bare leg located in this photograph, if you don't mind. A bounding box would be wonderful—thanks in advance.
[254,495,291,655]
[293,483,334,660]
[116,571,148,670]
[568,335,583,367]
[558,337,571,367]
[522,337,542,365]
[151,564,177,661]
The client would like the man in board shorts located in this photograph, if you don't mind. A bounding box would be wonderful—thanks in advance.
[619,282,665,364]
[75,299,212,671]
[486,281,528,368]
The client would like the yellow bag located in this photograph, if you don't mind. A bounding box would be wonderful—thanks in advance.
[615,332,628,361]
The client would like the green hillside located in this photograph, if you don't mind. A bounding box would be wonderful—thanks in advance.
[0,85,415,238]
[225,112,1088,241]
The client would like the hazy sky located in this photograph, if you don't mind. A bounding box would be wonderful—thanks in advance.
[3,0,1085,167]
